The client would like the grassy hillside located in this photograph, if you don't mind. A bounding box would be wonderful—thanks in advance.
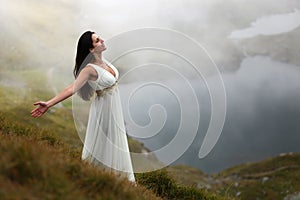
[0,65,227,199]
[0,113,160,200]
[165,153,300,200]
[211,153,300,200]
[0,92,229,200]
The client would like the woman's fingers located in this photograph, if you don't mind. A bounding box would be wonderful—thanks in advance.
[31,108,41,117]
[31,101,48,117]
[30,107,40,114]
[32,110,44,118]
[31,111,39,117]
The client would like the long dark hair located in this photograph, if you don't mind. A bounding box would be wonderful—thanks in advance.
[73,31,95,101]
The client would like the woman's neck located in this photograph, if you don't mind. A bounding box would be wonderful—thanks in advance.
[92,53,104,65]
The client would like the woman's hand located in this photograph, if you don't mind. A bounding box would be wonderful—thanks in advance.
[30,65,92,118]
[31,101,49,118]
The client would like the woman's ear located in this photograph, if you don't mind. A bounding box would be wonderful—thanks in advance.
[89,47,94,53]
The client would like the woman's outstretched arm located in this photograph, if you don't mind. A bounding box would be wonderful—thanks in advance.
[31,67,92,118]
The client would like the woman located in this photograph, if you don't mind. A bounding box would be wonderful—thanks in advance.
[31,31,135,182]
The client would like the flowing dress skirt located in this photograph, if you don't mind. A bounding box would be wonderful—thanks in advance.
[81,85,135,182]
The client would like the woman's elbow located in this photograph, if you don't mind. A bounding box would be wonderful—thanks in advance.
[65,85,76,96]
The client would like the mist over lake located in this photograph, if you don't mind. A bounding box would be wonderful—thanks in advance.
[1,0,300,174]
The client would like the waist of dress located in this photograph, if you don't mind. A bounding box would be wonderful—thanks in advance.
[95,81,118,97]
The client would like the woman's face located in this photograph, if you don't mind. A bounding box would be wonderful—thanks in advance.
[90,33,106,53]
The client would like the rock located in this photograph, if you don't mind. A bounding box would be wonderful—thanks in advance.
[284,191,300,200]
[262,176,269,184]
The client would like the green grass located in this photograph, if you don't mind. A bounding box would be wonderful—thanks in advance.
[166,165,208,188]
[212,153,300,200]
[136,170,227,200]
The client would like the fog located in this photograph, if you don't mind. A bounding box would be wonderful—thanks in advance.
[79,0,300,173]
[173,56,300,173]
[1,0,300,173]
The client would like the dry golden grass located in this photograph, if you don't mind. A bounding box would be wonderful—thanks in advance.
[0,114,162,200]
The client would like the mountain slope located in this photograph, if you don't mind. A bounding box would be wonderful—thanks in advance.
[0,114,161,200]
[0,79,226,199]
[166,153,300,200]
[212,152,300,199]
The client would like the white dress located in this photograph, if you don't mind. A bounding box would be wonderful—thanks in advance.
[81,62,135,182]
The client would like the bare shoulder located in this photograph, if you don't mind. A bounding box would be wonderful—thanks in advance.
[81,64,98,80]
[79,65,95,75]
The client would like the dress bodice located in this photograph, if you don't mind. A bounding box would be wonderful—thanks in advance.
[87,61,119,91]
